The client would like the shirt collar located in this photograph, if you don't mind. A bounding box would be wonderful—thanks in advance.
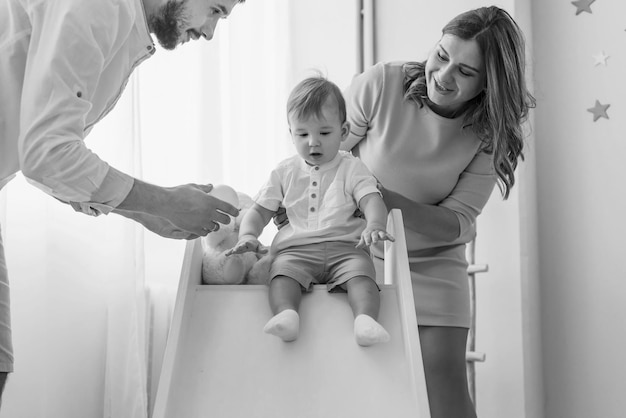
[298,153,342,173]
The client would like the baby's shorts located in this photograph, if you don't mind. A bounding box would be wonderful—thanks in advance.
[269,241,378,292]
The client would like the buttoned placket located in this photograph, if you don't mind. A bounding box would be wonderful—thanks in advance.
[307,165,321,228]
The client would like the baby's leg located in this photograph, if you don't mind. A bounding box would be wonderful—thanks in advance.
[344,276,390,346]
[264,276,302,342]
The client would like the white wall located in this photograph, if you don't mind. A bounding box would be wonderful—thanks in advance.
[531,1,626,418]
[286,0,359,90]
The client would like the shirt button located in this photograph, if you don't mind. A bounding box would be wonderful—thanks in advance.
[311,193,316,198]
[310,207,316,212]
[147,45,153,51]
[76,91,82,98]
[314,166,319,171]
[312,181,317,186]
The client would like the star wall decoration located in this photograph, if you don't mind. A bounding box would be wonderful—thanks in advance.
[593,51,610,66]
[571,0,595,15]
[587,100,610,121]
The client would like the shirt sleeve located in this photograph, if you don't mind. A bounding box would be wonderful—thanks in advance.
[342,63,385,152]
[438,150,497,240]
[17,1,134,214]
[254,167,285,213]
[349,158,381,206]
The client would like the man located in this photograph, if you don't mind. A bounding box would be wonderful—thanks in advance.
[0,0,245,398]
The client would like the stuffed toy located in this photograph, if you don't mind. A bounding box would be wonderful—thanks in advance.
[201,185,272,285]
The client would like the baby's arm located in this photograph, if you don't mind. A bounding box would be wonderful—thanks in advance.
[226,203,275,255]
[356,192,395,249]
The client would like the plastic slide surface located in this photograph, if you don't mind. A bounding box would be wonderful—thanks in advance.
[153,209,430,418]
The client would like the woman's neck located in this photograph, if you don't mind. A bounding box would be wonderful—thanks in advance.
[426,100,467,119]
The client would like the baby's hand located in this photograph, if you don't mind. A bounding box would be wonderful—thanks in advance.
[356,226,395,249]
[226,237,268,256]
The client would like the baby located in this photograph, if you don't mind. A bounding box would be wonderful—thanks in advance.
[227,76,393,346]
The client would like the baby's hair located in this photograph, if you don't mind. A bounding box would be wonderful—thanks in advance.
[286,76,347,124]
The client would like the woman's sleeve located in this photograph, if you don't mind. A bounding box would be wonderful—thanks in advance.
[439,150,497,240]
[341,63,385,151]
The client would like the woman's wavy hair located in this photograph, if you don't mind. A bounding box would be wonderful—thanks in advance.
[403,6,536,199]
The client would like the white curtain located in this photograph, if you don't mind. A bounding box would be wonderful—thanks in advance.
[0,0,290,417]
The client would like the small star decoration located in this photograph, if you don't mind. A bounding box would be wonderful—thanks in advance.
[593,51,610,66]
[571,0,595,15]
[587,100,610,121]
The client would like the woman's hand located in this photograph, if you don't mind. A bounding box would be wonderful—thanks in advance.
[272,206,289,229]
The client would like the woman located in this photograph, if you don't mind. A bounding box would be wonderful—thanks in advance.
[342,6,535,418]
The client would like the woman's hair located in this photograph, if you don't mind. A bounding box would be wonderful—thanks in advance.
[403,6,536,199]
[287,76,347,124]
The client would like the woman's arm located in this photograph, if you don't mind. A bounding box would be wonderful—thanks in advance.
[381,185,460,242]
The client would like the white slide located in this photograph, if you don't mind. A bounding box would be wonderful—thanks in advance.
[153,209,431,418]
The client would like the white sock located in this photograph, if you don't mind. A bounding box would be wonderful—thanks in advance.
[354,314,390,347]
[264,309,299,342]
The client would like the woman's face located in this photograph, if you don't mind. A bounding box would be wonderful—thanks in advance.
[425,34,486,116]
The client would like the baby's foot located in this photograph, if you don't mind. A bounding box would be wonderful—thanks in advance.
[264,309,299,342]
[354,314,390,347]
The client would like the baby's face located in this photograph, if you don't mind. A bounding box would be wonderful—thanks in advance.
[288,99,348,167]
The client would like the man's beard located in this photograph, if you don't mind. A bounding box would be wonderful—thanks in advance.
[148,0,188,50]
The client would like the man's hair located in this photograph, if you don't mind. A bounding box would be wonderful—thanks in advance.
[286,76,347,124]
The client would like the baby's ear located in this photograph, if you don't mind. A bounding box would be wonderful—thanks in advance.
[341,121,350,140]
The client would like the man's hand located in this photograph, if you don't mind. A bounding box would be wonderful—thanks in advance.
[116,210,198,240]
[163,183,240,236]
[116,181,240,238]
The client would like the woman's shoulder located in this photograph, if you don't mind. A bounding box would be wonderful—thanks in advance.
[350,61,408,103]
[363,61,407,81]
